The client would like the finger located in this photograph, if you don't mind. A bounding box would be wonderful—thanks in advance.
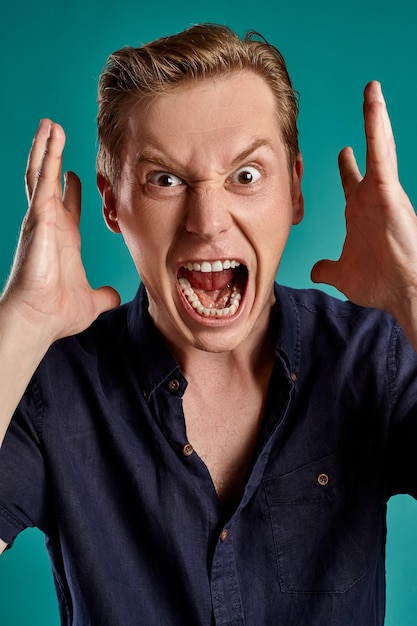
[63,171,82,227]
[311,258,339,287]
[338,147,362,198]
[92,286,121,316]
[363,81,398,183]
[25,119,54,201]
[30,123,66,212]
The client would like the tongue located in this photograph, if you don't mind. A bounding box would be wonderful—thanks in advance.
[198,287,232,309]
[181,268,236,291]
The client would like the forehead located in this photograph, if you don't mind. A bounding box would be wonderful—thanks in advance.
[123,71,285,167]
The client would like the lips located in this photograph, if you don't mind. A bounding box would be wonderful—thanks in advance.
[177,259,247,318]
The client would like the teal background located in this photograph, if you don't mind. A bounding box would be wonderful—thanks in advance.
[1,0,416,623]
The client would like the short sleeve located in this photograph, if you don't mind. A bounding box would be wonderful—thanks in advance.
[385,324,417,499]
[0,375,50,545]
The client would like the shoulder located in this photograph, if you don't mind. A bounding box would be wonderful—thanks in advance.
[277,284,396,329]
[274,284,404,366]
[278,284,367,316]
[33,295,141,388]
[51,301,130,361]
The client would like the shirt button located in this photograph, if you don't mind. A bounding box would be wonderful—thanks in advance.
[317,473,329,486]
[220,528,228,542]
[168,378,180,392]
[182,443,194,457]
[290,372,297,382]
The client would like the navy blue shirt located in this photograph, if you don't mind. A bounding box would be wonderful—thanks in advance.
[0,283,416,625]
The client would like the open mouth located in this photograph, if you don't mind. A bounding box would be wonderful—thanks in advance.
[177,259,248,318]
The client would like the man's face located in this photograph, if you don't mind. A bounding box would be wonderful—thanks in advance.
[100,71,303,355]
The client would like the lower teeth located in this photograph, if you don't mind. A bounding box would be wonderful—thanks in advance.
[178,277,242,317]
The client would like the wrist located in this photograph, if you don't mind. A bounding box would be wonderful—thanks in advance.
[0,295,56,360]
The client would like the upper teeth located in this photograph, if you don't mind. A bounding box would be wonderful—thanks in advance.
[182,260,240,273]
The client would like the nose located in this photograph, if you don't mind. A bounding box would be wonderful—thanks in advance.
[185,188,233,240]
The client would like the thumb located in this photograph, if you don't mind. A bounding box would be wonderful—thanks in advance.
[93,286,121,316]
[311,259,339,286]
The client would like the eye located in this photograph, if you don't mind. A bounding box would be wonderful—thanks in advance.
[231,165,262,185]
[148,171,183,187]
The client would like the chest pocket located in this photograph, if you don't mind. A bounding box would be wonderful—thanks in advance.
[262,452,385,594]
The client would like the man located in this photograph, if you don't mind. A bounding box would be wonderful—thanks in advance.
[0,23,416,625]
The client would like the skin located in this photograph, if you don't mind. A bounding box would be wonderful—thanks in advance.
[0,72,416,547]
[311,80,417,343]
[98,72,304,367]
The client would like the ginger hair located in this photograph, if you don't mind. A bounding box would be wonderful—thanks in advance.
[96,23,299,189]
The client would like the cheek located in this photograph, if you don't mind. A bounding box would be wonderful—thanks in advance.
[118,183,185,236]
[117,196,163,243]
[117,200,181,278]
[249,191,294,245]
[245,195,294,276]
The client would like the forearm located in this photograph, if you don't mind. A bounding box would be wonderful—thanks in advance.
[0,300,52,447]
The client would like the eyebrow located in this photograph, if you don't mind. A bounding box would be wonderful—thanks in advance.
[136,139,274,173]
[230,139,274,168]
[136,151,179,173]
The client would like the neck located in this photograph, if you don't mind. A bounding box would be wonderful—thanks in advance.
[174,308,277,509]
[168,309,277,385]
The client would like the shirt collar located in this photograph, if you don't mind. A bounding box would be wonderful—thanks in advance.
[126,284,182,400]
[273,283,301,381]
[126,282,300,393]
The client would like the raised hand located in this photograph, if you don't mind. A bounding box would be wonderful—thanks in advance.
[2,119,120,345]
[311,82,417,330]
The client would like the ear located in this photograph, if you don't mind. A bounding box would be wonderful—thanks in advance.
[291,153,304,225]
[97,173,121,234]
